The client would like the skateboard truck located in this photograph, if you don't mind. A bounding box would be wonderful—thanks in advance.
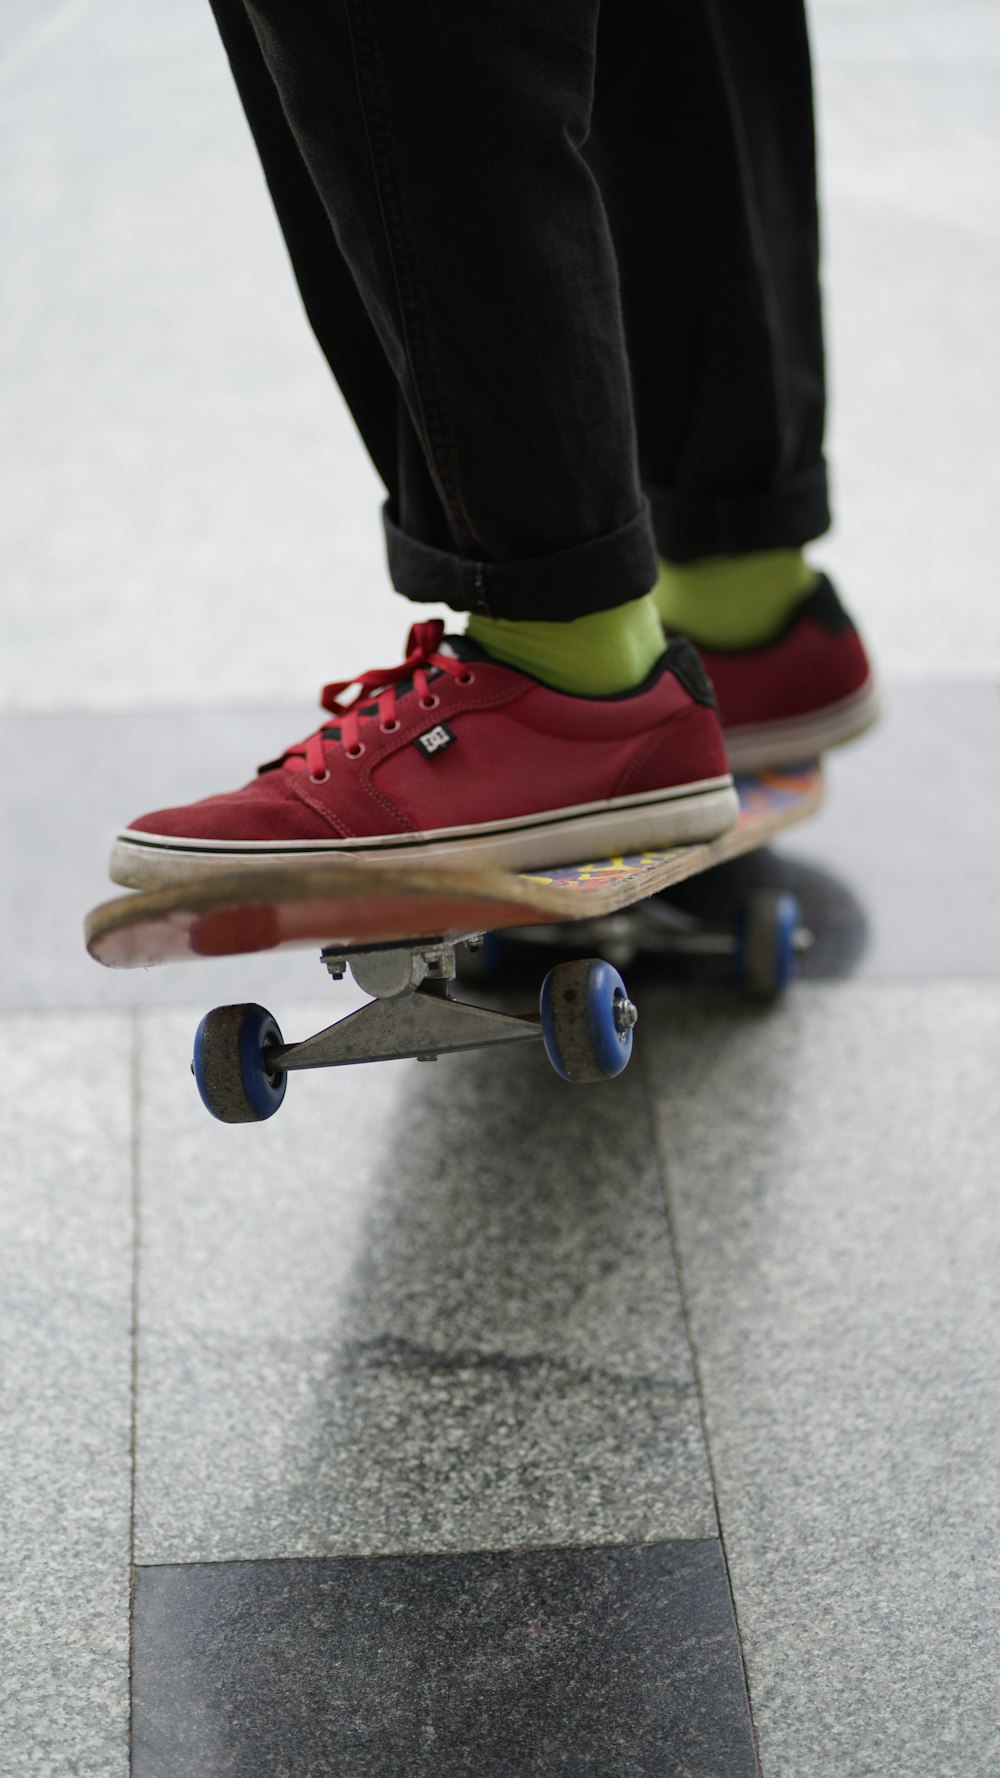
[273,936,544,1072]
[190,938,639,1122]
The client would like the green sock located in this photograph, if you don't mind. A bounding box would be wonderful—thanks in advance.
[466,591,665,696]
[653,549,818,649]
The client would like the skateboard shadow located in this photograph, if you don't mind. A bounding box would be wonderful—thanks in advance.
[459,847,870,988]
[657,845,871,981]
[226,1039,706,1564]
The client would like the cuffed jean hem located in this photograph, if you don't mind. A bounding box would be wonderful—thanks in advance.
[649,462,831,564]
[383,499,660,622]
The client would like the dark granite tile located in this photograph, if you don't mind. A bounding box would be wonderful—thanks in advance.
[133,1541,756,1778]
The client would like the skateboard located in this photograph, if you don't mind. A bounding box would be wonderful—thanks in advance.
[85,765,822,1121]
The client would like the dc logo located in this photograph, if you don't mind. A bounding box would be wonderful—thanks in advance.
[415,722,456,758]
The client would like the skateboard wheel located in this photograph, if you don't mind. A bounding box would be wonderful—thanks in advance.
[540,958,635,1083]
[192,1003,287,1123]
[733,891,801,998]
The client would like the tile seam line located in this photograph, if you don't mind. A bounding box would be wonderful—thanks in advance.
[132,1536,725,1574]
[639,1046,763,1778]
[127,1008,142,1777]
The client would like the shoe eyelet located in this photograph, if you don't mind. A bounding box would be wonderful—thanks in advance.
[419,694,440,711]
[458,671,476,687]
[345,742,365,761]
[379,719,401,735]
[309,769,331,785]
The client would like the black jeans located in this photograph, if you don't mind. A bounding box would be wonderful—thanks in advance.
[208,0,830,621]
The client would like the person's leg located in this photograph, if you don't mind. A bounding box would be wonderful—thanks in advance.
[208,0,447,552]
[209,0,666,693]
[590,0,827,570]
[588,0,877,768]
[229,0,658,619]
[111,0,738,887]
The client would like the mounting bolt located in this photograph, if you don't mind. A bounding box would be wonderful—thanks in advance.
[420,943,457,983]
[614,996,638,1036]
[323,952,347,981]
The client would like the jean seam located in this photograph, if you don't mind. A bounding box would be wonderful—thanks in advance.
[342,0,477,554]
[706,3,792,479]
[386,497,658,617]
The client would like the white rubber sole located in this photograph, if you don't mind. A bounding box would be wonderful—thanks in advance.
[109,777,740,891]
[723,677,882,775]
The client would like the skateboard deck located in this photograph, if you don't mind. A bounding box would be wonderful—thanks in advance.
[85,767,822,1110]
[85,766,822,969]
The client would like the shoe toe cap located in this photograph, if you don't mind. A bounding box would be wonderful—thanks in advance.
[123,785,328,844]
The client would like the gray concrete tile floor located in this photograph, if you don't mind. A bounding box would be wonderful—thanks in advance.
[3,0,1000,1773]
[1,1013,134,1777]
[7,974,1000,1773]
[642,983,1000,1777]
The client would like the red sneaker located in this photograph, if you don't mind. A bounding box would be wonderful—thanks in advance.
[696,577,880,774]
[111,621,738,889]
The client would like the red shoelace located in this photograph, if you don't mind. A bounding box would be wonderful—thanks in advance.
[277,621,475,781]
